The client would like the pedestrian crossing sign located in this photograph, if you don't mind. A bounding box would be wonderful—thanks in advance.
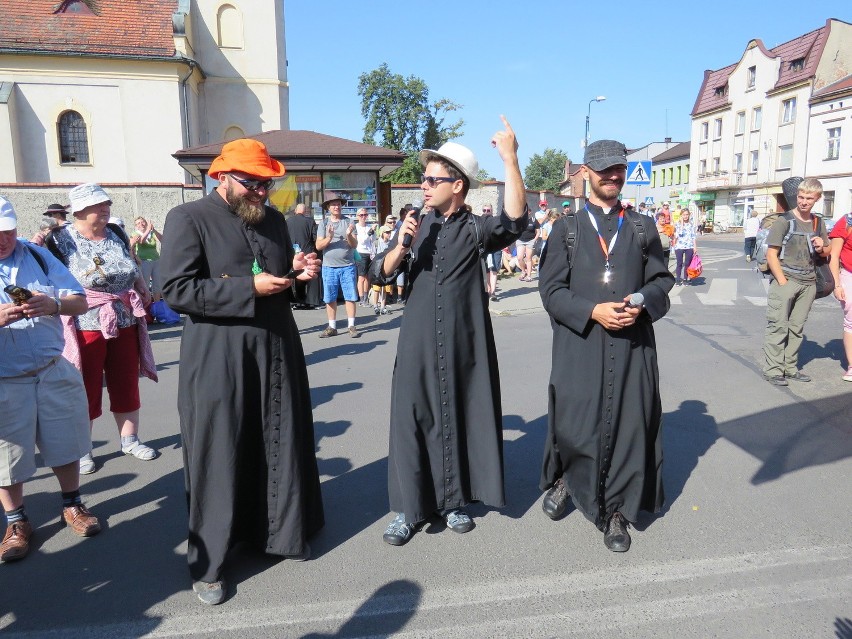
[644,196,654,205]
[626,161,652,185]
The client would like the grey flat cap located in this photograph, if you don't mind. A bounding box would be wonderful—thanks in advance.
[584,140,628,171]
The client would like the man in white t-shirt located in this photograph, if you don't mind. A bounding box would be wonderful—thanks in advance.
[353,208,375,305]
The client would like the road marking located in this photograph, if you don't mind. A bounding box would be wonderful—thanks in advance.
[744,296,768,306]
[695,278,736,305]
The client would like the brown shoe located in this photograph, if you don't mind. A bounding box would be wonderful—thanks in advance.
[62,505,101,537]
[0,521,33,562]
[318,327,338,338]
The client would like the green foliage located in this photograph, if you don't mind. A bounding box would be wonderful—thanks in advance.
[476,169,494,183]
[524,148,568,193]
[358,63,464,182]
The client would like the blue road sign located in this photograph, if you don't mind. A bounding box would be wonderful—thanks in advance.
[644,196,654,205]
[626,161,651,185]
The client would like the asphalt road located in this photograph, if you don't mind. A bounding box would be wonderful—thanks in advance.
[1,233,850,638]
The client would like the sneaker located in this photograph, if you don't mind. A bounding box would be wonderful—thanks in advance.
[383,513,415,546]
[380,308,390,315]
[844,368,852,382]
[763,374,788,387]
[785,371,811,383]
[319,327,338,338]
[79,453,96,475]
[444,509,475,534]
[374,305,380,315]
[193,580,226,606]
[348,326,360,338]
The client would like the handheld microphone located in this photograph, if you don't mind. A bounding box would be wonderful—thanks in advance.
[625,292,644,309]
[401,199,423,248]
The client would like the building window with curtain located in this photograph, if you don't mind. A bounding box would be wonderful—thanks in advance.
[57,110,90,164]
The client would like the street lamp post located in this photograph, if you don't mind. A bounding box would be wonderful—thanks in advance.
[583,96,606,201]
[584,96,606,148]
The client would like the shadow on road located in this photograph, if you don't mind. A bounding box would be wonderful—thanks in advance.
[300,579,422,639]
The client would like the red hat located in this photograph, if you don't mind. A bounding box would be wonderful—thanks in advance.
[208,139,285,180]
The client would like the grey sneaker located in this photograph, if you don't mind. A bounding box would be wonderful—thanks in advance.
[192,580,226,605]
[383,513,415,546]
[444,509,474,534]
[348,326,360,338]
[319,327,338,338]
[79,453,96,475]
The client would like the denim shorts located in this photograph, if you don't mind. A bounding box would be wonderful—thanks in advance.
[322,264,359,303]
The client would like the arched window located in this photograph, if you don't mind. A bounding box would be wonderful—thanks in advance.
[223,126,245,141]
[217,4,243,49]
[57,111,90,164]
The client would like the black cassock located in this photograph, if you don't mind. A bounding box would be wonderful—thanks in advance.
[286,213,323,308]
[538,204,674,530]
[370,206,526,523]
[160,193,324,582]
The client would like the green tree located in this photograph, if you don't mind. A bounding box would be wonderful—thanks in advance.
[358,63,464,182]
[524,148,568,193]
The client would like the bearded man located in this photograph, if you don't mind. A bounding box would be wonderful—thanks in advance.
[537,139,674,553]
[159,139,324,605]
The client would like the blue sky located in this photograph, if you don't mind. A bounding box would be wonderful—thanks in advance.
[285,1,848,180]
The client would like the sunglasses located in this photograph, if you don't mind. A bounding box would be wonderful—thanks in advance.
[482,209,492,213]
[229,174,274,192]
[421,174,457,187]
[357,213,368,217]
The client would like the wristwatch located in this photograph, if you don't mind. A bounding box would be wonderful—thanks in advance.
[52,296,62,316]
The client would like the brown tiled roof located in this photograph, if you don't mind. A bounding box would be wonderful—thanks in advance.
[692,19,838,117]
[652,142,691,163]
[0,0,177,58]
[812,74,852,98]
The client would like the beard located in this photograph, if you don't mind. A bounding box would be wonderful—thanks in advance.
[589,178,624,203]
[226,184,266,226]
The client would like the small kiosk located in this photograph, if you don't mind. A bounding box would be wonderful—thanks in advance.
[173,130,405,224]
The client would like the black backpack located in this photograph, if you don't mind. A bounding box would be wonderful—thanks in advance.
[43,223,131,265]
[560,208,649,267]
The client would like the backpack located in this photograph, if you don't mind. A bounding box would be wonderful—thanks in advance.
[754,211,822,276]
[43,223,131,266]
[560,208,649,268]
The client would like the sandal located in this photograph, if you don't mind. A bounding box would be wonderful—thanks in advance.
[121,439,157,461]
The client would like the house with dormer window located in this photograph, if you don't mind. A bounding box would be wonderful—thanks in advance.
[688,18,852,228]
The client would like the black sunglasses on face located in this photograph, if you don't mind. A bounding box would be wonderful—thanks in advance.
[229,174,274,192]
[421,174,457,187]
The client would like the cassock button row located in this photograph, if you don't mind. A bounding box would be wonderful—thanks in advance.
[443,401,448,405]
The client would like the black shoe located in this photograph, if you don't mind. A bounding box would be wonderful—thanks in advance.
[786,371,811,383]
[542,479,569,520]
[764,374,788,387]
[603,512,631,552]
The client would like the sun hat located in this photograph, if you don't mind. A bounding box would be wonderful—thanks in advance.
[68,183,112,213]
[379,225,393,234]
[208,139,286,181]
[0,196,17,231]
[45,203,69,216]
[322,191,348,209]
[419,141,480,188]
[583,140,628,171]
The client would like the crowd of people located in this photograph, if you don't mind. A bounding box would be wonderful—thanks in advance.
[1,123,848,611]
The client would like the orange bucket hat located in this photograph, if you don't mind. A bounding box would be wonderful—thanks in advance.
[208,139,285,180]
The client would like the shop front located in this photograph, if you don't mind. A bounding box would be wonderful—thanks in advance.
[173,130,405,226]
[691,192,716,231]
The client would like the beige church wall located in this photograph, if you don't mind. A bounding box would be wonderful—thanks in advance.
[2,185,204,239]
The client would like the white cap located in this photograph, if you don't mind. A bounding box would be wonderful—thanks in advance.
[68,183,112,213]
[0,196,17,231]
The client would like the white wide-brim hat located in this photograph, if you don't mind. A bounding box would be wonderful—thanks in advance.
[419,142,480,189]
[69,183,112,213]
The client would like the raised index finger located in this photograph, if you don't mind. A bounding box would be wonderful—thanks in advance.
[499,114,514,134]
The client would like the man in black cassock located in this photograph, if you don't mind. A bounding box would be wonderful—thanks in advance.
[369,116,528,546]
[286,203,323,309]
[159,139,324,604]
[538,140,674,552]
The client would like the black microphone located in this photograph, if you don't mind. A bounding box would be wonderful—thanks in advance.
[625,292,644,309]
[401,199,423,248]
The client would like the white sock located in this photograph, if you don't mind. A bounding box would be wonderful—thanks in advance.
[328,320,336,330]
[348,317,356,328]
